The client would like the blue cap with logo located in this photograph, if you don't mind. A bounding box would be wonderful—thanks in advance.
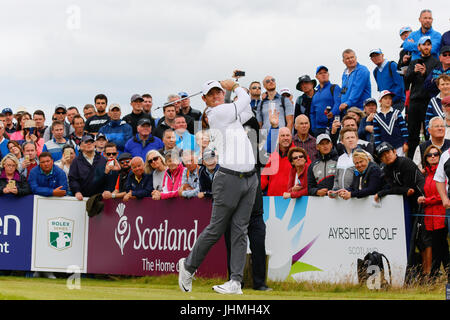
[178,92,188,98]
[399,26,412,36]
[418,36,432,45]
[369,48,383,57]
[2,108,13,114]
[315,65,328,74]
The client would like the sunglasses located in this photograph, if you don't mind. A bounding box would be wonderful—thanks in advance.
[291,155,305,161]
[265,78,276,84]
[426,152,440,158]
[442,53,450,57]
[148,156,159,164]
[55,111,66,115]
[120,159,131,164]
[251,86,261,90]
[106,152,117,156]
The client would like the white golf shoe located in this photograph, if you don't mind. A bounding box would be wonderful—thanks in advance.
[178,258,194,292]
[212,280,243,295]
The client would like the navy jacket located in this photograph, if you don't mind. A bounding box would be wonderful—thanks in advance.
[124,172,153,199]
[199,164,220,198]
[68,152,107,197]
[347,162,382,198]
[124,134,164,160]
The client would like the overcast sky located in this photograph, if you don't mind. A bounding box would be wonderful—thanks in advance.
[0,0,448,123]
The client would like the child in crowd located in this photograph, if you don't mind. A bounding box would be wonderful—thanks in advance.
[198,148,220,198]
[179,150,200,198]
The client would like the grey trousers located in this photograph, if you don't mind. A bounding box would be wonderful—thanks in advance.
[185,169,258,282]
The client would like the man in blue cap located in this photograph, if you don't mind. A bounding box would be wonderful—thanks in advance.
[178,91,202,122]
[370,48,406,111]
[402,9,442,61]
[424,46,450,97]
[405,35,440,159]
[2,108,16,134]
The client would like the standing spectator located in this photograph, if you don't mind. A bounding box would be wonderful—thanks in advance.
[2,108,16,135]
[7,140,23,161]
[28,152,68,197]
[19,141,39,179]
[179,91,202,121]
[283,147,309,199]
[84,94,110,135]
[310,66,341,136]
[174,115,198,152]
[370,48,406,111]
[142,93,153,115]
[153,104,177,140]
[166,94,195,134]
[402,9,442,61]
[124,118,164,160]
[152,150,185,200]
[0,154,31,197]
[158,128,180,158]
[95,133,108,154]
[418,145,449,280]
[292,115,317,162]
[33,110,48,138]
[307,134,338,197]
[331,115,374,156]
[339,49,371,113]
[424,46,450,97]
[405,36,440,157]
[294,75,316,121]
[248,81,262,113]
[69,114,86,146]
[373,90,409,156]
[257,75,294,132]
[123,94,155,136]
[98,103,133,154]
[68,135,107,200]
[425,74,450,130]
[198,148,219,199]
[413,117,450,171]
[102,152,133,200]
[66,106,79,130]
[101,142,121,191]
[0,121,9,160]
[43,105,73,141]
[398,26,413,79]
[195,130,213,164]
[10,112,44,154]
[260,127,294,196]
[123,157,153,202]
[144,150,167,192]
[358,98,377,143]
[42,121,77,161]
[83,104,96,120]
[179,150,200,199]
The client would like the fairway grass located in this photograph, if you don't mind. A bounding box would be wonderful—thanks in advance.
[0,274,447,300]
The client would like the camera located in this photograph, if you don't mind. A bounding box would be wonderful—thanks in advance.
[234,70,245,77]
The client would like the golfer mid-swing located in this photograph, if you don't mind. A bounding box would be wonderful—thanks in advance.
[178,79,258,294]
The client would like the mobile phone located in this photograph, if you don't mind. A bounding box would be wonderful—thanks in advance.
[29,127,35,135]
[335,115,340,122]
[25,154,30,162]
[234,70,245,77]
[7,180,16,189]
[416,59,424,64]
[64,148,71,158]
[325,106,332,113]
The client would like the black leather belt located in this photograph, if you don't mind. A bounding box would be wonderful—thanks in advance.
[219,167,256,178]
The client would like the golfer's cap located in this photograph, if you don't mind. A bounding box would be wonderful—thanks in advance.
[440,46,450,55]
[137,118,152,126]
[363,97,377,107]
[130,94,144,103]
[2,107,13,114]
[369,48,383,57]
[54,104,66,112]
[178,91,188,98]
[118,152,133,161]
[202,80,224,95]
[418,36,432,45]
[280,88,291,96]
[108,103,121,111]
[379,90,395,101]
[376,142,394,157]
[96,133,107,141]
[81,134,95,143]
[316,65,328,74]
[442,96,450,107]
[203,148,217,161]
[316,133,331,144]
[399,26,412,36]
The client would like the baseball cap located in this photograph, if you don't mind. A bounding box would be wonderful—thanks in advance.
[203,148,217,162]
[108,103,121,112]
[376,142,394,157]
[399,26,412,36]
[363,97,377,107]
[118,152,133,161]
[54,104,67,112]
[130,94,144,103]
[96,133,107,141]
[440,46,450,55]
[369,48,383,57]
[296,75,317,91]
[442,96,450,107]
[202,80,224,95]
[418,36,432,45]
[81,135,95,143]
[178,91,188,98]
[316,133,331,144]
[137,118,152,126]
[379,90,395,101]
[2,108,13,114]
[315,65,328,74]
[280,88,292,96]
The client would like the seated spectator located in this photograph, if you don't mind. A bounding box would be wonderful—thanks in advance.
[7,140,23,161]
[95,133,108,155]
[174,115,199,152]
[157,128,180,157]
[0,154,31,197]
[179,150,200,199]
[198,148,220,199]
[102,152,133,200]
[261,127,294,196]
[307,134,338,197]
[425,74,450,130]
[338,149,382,199]
[42,120,77,161]
[69,135,107,200]
[123,157,153,202]
[293,115,317,162]
[418,145,449,280]
[152,150,186,200]
[102,142,122,191]
[413,117,450,171]
[19,141,39,179]
[346,107,365,127]
[98,103,133,154]
[124,118,164,160]
[283,147,309,199]
[0,121,9,160]
[195,130,213,164]
[373,90,408,157]
[55,144,77,178]
[28,152,68,197]
[332,115,374,157]
[358,98,377,143]
[144,150,167,192]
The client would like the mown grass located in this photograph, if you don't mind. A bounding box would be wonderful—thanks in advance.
[0,273,448,300]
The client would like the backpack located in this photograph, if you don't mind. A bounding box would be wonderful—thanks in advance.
[357,251,392,289]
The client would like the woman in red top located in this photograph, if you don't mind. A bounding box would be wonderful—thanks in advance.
[417,145,449,280]
[283,147,309,199]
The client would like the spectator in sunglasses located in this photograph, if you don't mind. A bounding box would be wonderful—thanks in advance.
[102,152,133,200]
[43,105,74,142]
[283,147,309,199]
[144,150,166,192]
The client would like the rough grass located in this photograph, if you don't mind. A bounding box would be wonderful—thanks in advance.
[0,273,448,300]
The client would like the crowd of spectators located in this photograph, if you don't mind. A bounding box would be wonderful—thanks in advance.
[1,9,449,284]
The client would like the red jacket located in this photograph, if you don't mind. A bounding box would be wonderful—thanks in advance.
[261,144,294,196]
[423,165,446,231]
[286,163,309,198]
